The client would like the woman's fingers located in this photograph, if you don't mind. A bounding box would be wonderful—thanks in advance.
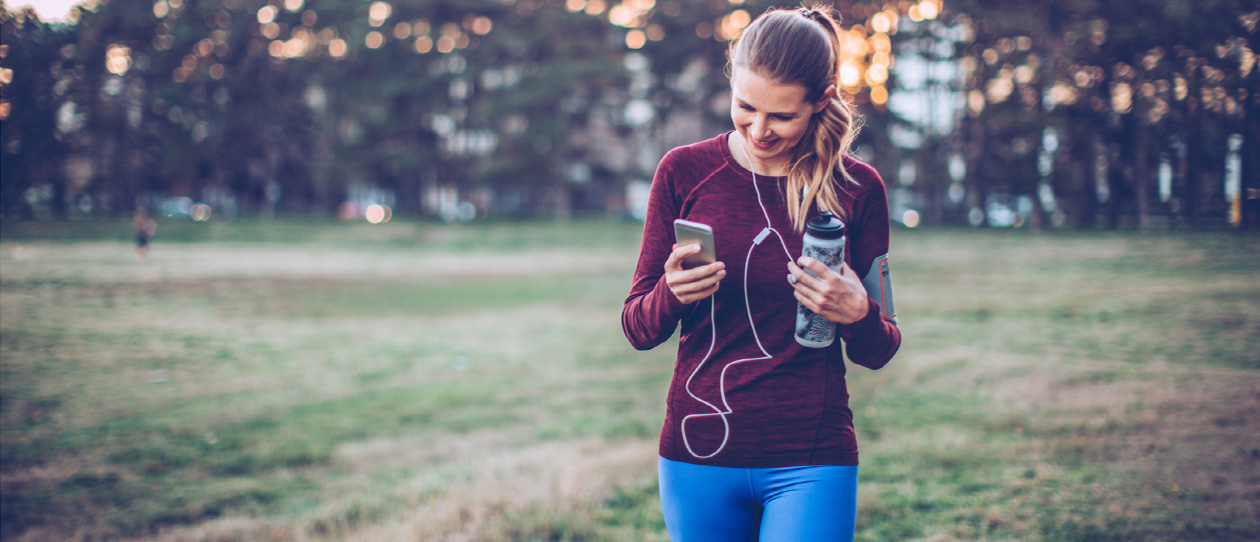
[787,259,869,324]
[787,259,830,293]
[666,244,725,303]
[669,263,725,303]
[792,279,827,312]
[664,243,693,272]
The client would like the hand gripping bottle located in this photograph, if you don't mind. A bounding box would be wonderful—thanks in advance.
[794,211,846,348]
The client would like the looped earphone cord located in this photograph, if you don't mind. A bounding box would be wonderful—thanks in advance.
[679,135,796,459]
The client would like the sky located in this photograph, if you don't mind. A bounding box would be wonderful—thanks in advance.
[11,0,83,21]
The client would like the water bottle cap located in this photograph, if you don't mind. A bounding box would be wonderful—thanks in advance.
[805,211,846,240]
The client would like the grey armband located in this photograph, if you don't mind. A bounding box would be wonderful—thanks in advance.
[861,254,897,325]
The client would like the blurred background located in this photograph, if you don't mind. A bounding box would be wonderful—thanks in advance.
[1,0,1256,228]
[1,1,1259,541]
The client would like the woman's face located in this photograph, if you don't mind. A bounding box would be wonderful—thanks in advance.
[729,66,826,172]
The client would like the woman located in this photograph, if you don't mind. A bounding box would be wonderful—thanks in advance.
[621,6,901,541]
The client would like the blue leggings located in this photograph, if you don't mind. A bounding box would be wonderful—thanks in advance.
[658,456,858,542]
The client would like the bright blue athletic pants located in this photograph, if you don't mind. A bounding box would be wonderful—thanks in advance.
[658,456,858,542]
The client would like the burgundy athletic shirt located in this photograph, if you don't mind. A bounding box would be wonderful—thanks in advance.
[623,132,901,468]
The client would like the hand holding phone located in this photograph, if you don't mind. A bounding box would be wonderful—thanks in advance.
[673,219,716,269]
[668,219,723,303]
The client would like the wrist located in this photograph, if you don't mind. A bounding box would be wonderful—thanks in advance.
[839,297,883,337]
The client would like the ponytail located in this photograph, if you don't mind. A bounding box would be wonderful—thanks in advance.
[788,93,861,232]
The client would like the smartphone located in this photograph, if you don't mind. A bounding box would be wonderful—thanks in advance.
[673,219,716,269]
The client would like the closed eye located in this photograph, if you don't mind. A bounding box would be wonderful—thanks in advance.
[737,102,794,120]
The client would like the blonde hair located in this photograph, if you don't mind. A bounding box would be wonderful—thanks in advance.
[728,5,862,232]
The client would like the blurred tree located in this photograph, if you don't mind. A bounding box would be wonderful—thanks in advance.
[0,8,76,218]
[946,0,1257,229]
[2,0,1254,227]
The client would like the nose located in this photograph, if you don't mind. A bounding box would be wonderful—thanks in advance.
[749,115,771,140]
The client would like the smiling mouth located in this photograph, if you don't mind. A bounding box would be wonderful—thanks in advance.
[749,137,777,150]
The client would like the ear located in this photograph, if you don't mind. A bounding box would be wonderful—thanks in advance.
[814,85,837,113]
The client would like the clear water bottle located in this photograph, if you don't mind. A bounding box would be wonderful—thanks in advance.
[794,212,846,348]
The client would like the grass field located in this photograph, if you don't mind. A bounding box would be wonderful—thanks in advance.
[1,218,1258,541]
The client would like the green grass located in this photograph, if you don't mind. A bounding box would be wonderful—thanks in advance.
[2,219,1258,541]
[0,216,646,249]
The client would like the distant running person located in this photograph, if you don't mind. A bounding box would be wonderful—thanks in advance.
[621,6,900,541]
[134,207,156,262]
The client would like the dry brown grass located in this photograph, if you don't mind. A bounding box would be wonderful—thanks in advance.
[138,437,659,542]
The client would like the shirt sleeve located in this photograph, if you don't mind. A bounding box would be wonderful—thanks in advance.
[837,163,901,370]
[622,149,691,351]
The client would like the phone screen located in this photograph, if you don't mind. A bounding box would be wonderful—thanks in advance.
[673,219,716,269]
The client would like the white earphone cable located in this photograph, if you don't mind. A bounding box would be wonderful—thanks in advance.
[679,134,795,459]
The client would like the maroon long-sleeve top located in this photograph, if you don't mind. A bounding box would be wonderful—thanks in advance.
[623,133,900,468]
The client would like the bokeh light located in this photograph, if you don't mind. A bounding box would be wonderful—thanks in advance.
[369,2,391,27]
[609,5,634,27]
[414,36,433,54]
[967,89,985,115]
[1111,82,1133,113]
[394,22,412,40]
[364,204,391,224]
[715,9,751,40]
[190,204,212,221]
[840,62,861,88]
[256,5,276,24]
[436,35,455,53]
[329,38,348,58]
[468,16,493,36]
[105,44,132,76]
[918,0,939,20]
[626,29,646,49]
[695,22,713,39]
[646,23,665,41]
[870,85,888,105]
[866,64,888,85]
[870,12,890,33]
[902,210,920,228]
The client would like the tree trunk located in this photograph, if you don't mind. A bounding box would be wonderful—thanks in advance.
[1244,131,1260,230]
[919,148,945,226]
[1184,61,1202,227]
[1072,132,1099,229]
[1133,118,1150,229]
[1132,70,1151,230]
[965,117,990,227]
[1029,185,1048,230]
[1106,142,1123,230]
[51,161,69,219]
